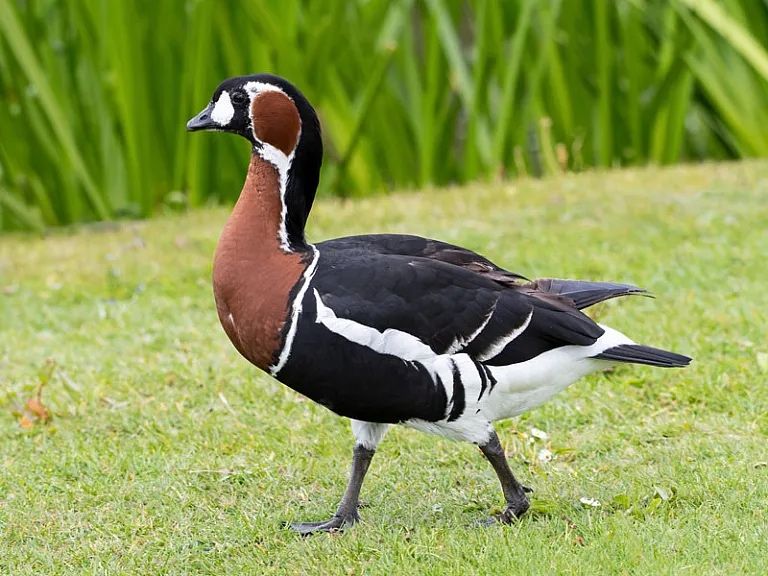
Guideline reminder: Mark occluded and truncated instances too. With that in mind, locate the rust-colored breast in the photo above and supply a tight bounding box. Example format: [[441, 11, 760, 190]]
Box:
[[212, 155, 307, 370]]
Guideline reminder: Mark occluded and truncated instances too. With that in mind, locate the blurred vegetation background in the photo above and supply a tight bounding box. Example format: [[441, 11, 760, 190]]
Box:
[[1, 0, 767, 232]]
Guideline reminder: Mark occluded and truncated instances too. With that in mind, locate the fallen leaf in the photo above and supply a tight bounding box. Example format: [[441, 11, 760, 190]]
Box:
[[26, 397, 50, 422], [17, 361, 55, 428]]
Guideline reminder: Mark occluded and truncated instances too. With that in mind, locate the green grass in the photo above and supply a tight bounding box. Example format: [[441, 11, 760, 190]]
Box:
[[3, 0, 768, 230], [2, 161, 768, 574]]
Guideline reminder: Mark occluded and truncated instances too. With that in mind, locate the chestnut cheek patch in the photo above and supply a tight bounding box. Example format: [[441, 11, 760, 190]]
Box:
[[251, 91, 301, 156]]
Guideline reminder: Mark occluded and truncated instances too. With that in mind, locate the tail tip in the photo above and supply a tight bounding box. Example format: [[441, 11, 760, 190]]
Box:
[[593, 344, 692, 368]]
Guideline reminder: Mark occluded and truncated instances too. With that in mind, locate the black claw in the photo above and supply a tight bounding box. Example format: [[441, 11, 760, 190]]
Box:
[[507, 496, 531, 519], [496, 493, 531, 524], [476, 493, 531, 527]]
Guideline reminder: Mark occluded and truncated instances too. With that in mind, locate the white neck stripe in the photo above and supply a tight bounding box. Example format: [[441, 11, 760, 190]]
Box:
[[246, 83, 302, 252], [255, 143, 293, 250]]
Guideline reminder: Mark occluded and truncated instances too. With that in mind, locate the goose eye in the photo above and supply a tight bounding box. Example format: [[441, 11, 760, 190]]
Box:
[[231, 91, 247, 105]]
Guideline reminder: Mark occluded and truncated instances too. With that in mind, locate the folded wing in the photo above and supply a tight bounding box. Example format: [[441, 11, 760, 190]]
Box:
[[313, 241, 605, 365]]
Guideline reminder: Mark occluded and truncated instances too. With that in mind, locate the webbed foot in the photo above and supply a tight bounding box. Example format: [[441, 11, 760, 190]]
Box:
[[495, 495, 530, 523], [290, 513, 359, 536]]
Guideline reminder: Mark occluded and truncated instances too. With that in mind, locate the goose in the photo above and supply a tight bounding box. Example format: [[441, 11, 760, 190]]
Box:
[[186, 74, 691, 534]]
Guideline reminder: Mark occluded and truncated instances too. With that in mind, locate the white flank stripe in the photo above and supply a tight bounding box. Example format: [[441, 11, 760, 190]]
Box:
[[444, 298, 498, 355], [269, 246, 320, 375], [314, 289, 436, 361], [312, 291, 490, 422], [476, 310, 534, 362]]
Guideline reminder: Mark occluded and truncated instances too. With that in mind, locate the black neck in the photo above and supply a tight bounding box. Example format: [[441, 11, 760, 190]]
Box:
[[281, 114, 323, 251]]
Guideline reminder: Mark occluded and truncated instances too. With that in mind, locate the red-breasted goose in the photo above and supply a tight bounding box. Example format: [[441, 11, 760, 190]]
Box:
[[187, 74, 691, 534]]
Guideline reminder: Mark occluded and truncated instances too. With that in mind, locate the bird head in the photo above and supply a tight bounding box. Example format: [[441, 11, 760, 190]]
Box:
[[187, 74, 323, 246], [186, 74, 321, 163]]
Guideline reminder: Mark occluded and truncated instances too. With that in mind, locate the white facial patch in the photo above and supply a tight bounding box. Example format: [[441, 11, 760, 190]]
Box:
[[211, 90, 235, 126]]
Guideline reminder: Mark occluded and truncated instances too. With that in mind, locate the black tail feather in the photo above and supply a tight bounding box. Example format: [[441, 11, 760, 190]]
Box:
[[593, 344, 692, 368], [529, 279, 651, 310]]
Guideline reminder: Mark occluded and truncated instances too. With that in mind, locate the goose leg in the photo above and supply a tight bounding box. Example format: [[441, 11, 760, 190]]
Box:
[[291, 443, 375, 535], [479, 430, 531, 523]]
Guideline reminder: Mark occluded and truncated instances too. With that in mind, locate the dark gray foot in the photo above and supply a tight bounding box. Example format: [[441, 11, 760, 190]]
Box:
[[496, 494, 530, 523], [291, 513, 358, 536], [476, 491, 530, 526], [289, 444, 374, 536], [479, 430, 533, 525]]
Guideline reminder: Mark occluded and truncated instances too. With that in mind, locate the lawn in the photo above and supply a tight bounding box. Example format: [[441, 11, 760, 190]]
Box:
[[1, 161, 767, 575]]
